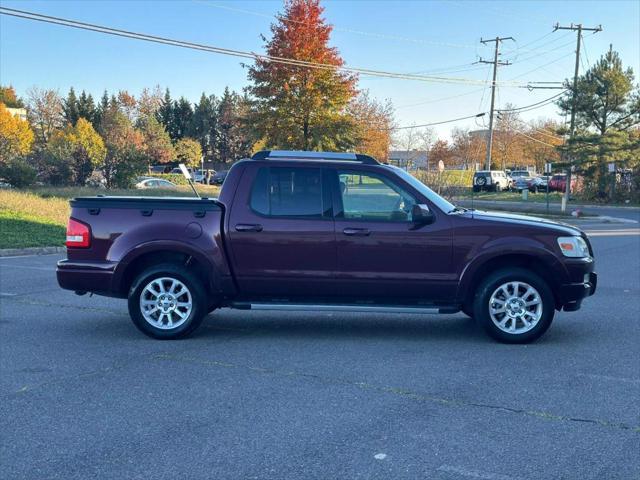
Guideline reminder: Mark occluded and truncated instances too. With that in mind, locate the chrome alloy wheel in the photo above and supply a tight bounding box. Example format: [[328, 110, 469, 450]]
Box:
[[488, 281, 543, 334], [140, 277, 193, 330]]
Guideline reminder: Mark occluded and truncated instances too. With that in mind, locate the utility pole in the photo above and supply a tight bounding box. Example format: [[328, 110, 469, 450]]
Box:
[[553, 23, 602, 211], [479, 36, 514, 171]]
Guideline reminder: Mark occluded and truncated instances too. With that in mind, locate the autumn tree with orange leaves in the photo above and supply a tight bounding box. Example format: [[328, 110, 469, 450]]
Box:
[[247, 0, 358, 151]]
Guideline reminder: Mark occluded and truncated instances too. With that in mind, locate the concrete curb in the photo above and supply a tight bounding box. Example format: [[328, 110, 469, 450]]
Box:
[[0, 246, 65, 257]]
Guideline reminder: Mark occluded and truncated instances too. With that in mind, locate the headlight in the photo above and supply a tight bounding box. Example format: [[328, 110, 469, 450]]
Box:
[[557, 236, 589, 258]]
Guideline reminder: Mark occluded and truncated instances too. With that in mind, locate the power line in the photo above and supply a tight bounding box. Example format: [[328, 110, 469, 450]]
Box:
[[512, 127, 557, 147], [502, 115, 563, 140], [553, 22, 602, 209], [478, 36, 515, 169], [393, 113, 486, 130], [395, 86, 487, 110], [497, 91, 566, 112], [502, 31, 573, 59], [197, 1, 482, 49], [0, 7, 529, 87], [581, 33, 591, 68], [509, 51, 575, 80]]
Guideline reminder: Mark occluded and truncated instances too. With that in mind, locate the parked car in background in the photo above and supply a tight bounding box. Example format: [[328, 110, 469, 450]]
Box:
[[170, 167, 204, 183], [150, 165, 172, 174], [530, 176, 550, 193], [57, 150, 597, 344], [548, 174, 580, 193], [210, 169, 229, 185], [135, 178, 177, 190], [512, 175, 549, 193], [510, 170, 532, 180], [195, 169, 215, 184], [473, 170, 510, 192], [512, 175, 534, 192]]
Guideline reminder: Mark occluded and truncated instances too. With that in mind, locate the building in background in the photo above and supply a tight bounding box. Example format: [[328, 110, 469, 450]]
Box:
[[6, 107, 27, 121], [388, 150, 428, 170]]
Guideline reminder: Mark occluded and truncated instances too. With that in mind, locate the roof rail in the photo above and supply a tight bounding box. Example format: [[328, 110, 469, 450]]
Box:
[[251, 150, 379, 165]]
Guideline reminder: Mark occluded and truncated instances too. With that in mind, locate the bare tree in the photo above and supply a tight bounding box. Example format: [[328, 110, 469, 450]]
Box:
[[494, 104, 524, 170], [26, 87, 63, 144], [451, 127, 486, 170], [392, 126, 435, 169], [137, 85, 164, 121]]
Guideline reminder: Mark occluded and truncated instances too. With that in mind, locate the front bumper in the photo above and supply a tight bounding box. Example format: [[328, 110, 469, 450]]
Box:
[[559, 271, 597, 311]]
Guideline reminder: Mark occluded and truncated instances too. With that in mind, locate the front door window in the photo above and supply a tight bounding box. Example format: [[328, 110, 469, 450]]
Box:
[[337, 172, 416, 222]]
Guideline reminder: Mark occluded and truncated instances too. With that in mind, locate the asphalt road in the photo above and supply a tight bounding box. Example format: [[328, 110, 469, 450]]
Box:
[[456, 199, 640, 223], [1, 223, 639, 480]]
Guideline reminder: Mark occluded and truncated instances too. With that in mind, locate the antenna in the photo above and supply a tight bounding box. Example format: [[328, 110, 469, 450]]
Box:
[[178, 163, 201, 198]]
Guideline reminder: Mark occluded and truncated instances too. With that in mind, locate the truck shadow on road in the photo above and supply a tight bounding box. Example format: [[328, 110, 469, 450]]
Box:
[[193, 311, 491, 344]]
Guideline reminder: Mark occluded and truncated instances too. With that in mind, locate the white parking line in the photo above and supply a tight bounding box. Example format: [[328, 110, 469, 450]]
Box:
[[585, 229, 640, 237]]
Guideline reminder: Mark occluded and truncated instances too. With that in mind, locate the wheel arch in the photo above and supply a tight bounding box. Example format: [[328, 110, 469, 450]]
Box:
[[113, 242, 225, 298], [459, 251, 567, 313]]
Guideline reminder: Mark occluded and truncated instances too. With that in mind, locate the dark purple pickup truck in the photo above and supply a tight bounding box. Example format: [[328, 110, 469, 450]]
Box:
[[57, 150, 596, 343]]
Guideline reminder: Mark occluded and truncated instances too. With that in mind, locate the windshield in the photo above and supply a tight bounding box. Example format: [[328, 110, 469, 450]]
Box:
[[385, 166, 456, 214]]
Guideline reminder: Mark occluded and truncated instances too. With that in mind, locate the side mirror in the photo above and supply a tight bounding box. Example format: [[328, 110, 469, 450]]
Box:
[[411, 204, 435, 225]]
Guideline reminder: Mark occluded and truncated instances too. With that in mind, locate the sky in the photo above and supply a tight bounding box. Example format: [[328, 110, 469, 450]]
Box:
[[1, 0, 638, 139]]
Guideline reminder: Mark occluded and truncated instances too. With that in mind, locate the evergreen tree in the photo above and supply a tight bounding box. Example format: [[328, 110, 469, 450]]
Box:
[[557, 46, 640, 198], [217, 88, 251, 163], [62, 87, 80, 126], [173, 97, 194, 140], [189, 93, 218, 159], [94, 90, 110, 127], [77, 91, 98, 127], [157, 88, 175, 137]]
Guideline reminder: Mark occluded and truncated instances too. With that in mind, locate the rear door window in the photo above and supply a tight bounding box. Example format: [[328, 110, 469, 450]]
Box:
[[250, 167, 324, 218]]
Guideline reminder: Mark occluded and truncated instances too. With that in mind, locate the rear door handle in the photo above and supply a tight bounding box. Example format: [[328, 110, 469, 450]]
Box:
[[235, 223, 263, 232], [343, 227, 371, 236]]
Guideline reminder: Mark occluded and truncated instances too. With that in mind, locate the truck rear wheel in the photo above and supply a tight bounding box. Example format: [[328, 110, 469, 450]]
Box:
[[128, 263, 207, 339], [473, 268, 555, 344]]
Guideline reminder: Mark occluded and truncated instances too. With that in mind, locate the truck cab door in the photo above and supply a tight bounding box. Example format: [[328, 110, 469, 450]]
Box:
[[227, 164, 336, 298], [330, 168, 455, 303]]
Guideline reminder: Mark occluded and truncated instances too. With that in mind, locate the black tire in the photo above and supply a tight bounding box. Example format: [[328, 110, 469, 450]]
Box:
[[473, 267, 555, 344], [128, 263, 208, 339], [472, 185, 481, 193]]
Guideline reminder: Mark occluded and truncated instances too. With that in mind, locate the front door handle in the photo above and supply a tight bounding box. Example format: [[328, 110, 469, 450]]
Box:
[[235, 223, 263, 232], [343, 227, 371, 236]]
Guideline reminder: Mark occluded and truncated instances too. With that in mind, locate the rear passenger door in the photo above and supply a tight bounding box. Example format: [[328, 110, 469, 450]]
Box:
[[227, 164, 336, 297]]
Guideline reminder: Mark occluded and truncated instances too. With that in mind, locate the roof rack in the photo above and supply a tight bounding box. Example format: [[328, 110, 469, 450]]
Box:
[[251, 150, 379, 165]]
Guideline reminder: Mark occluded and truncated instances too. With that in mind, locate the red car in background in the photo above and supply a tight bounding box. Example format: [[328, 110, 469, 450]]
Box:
[[548, 174, 580, 193]]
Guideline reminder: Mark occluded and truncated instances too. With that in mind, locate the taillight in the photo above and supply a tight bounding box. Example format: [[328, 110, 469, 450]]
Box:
[[66, 218, 91, 248]]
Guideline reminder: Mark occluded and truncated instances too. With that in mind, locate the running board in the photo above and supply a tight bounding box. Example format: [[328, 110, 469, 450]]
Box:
[[229, 302, 459, 315]]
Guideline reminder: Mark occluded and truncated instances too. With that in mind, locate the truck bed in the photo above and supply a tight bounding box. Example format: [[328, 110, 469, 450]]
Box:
[[57, 196, 231, 297]]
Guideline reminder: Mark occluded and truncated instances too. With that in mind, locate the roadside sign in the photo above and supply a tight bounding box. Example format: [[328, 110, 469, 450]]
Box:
[[438, 160, 445, 173], [608, 163, 616, 173], [544, 162, 552, 173]]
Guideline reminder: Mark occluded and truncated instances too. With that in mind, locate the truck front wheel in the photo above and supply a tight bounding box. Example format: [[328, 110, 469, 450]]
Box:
[[473, 268, 555, 344], [128, 263, 207, 339]]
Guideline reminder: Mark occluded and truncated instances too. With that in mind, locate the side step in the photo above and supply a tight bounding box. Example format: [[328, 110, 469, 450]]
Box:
[[229, 302, 460, 315]]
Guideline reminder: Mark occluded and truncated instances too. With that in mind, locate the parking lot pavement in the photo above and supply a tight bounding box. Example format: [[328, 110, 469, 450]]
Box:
[[1, 224, 639, 480]]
